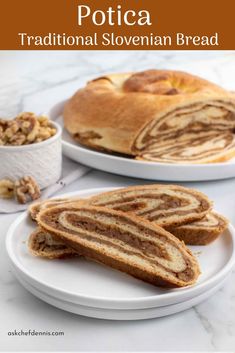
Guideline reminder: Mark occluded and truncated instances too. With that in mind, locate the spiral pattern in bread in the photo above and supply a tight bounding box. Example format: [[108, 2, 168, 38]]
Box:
[[167, 211, 228, 245], [87, 184, 212, 227], [29, 210, 228, 260], [37, 205, 200, 287], [138, 131, 235, 163]]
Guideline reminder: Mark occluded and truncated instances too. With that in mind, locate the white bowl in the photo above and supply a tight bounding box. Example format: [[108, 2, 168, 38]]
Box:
[[0, 121, 62, 189]]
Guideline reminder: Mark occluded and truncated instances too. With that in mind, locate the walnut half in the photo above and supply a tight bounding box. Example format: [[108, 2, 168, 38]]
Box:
[[15, 176, 41, 204], [0, 179, 15, 199], [0, 176, 41, 204]]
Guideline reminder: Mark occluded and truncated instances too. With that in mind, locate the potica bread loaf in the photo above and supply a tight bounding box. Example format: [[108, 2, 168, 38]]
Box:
[[63, 69, 235, 163]]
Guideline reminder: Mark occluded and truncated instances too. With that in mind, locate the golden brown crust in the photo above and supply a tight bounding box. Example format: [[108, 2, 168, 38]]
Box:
[[63, 70, 235, 159], [122, 70, 223, 95]]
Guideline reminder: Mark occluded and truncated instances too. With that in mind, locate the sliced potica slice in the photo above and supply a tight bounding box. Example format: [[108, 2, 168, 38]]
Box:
[[137, 131, 235, 164], [167, 211, 228, 245], [29, 197, 83, 220], [86, 184, 212, 228], [28, 228, 78, 259], [37, 205, 200, 288]]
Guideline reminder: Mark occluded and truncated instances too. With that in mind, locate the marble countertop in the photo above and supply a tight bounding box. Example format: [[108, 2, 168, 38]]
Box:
[[0, 50, 235, 352]]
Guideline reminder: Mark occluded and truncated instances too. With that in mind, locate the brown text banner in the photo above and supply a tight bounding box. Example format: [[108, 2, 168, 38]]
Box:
[[0, 0, 234, 50]]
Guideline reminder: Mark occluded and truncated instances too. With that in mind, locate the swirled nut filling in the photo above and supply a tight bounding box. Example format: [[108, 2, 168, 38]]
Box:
[[133, 102, 235, 163]]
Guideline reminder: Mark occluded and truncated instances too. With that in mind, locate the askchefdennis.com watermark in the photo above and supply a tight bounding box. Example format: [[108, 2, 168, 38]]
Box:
[[7, 329, 64, 337]]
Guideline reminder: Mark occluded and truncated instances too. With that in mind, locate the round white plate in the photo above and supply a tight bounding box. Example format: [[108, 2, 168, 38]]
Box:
[[6, 188, 235, 311], [49, 100, 235, 182], [12, 268, 229, 320]]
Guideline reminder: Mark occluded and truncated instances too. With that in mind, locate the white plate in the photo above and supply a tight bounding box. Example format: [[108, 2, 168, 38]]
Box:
[[6, 188, 235, 310], [49, 100, 235, 182], [12, 268, 229, 320]]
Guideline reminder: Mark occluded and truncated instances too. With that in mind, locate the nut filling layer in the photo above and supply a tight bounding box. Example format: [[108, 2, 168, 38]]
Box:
[[134, 103, 235, 163]]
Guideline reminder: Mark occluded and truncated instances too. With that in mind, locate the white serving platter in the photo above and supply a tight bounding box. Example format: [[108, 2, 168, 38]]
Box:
[[49, 100, 235, 182], [6, 188, 235, 314], [12, 268, 229, 320]]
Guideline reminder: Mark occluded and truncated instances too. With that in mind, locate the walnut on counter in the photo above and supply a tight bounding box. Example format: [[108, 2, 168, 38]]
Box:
[[0, 179, 15, 199], [0, 112, 56, 146], [0, 176, 41, 204], [15, 176, 41, 204]]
